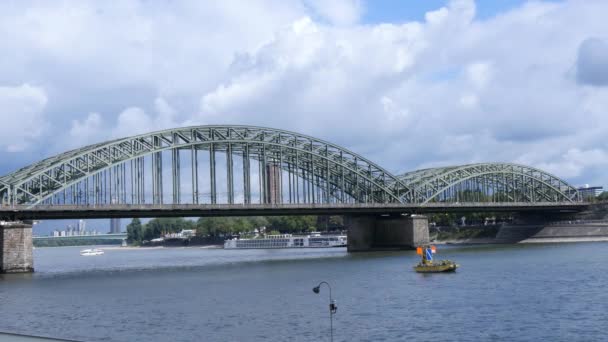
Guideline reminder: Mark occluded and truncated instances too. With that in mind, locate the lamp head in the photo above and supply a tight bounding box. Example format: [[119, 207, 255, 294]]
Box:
[[312, 286, 320, 294]]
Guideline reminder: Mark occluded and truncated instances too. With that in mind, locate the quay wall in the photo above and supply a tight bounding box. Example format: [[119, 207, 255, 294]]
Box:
[[432, 222, 608, 244], [432, 202, 608, 244]]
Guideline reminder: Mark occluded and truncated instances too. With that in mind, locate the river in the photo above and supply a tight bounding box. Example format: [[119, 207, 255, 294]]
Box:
[[1, 243, 607, 341]]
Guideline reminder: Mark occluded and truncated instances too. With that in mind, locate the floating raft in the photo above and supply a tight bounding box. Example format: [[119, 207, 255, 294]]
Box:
[[413, 245, 459, 273], [414, 260, 459, 273]]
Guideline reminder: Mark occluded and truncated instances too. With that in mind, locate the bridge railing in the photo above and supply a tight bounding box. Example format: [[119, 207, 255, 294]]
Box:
[[0, 202, 588, 221], [0, 202, 588, 211]]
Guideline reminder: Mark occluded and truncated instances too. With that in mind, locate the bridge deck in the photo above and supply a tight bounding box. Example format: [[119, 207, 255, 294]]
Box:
[[0, 203, 588, 220]]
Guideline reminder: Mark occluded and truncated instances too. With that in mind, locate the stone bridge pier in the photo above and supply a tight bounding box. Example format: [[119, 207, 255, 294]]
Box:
[[345, 214, 429, 252], [0, 221, 34, 273]]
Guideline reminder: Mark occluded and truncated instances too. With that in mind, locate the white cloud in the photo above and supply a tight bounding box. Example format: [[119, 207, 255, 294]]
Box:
[[425, 7, 449, 26], [306, 0, 363, 26], [69, 112, 103, 148], [2, 0, 608, 189], [0, 1, 305, 98], [459, 94, 478, 108], [466, 62, 493, 89], [196, 13, 428, 143], [66, 97, 182, 149], [534, 148, 608, 180], [577, 37, 608, 86], [113, 107, 152, 138], [190, 0, 608, 187], [112, 97, 182, 139], [0, 84, 48, 152]]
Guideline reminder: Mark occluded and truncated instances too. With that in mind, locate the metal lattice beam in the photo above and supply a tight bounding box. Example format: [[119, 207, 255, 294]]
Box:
[[397, 163, 579, 204], [0, 127, 579, 206], [0, 126, 410, 206]]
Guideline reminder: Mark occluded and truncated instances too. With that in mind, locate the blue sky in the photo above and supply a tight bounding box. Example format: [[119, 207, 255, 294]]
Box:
[[362, 0, 532, 23], [0, 0, 607, 234]]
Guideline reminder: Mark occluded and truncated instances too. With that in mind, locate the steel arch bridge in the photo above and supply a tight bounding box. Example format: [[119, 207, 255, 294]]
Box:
[[0, 125, 580, 207]]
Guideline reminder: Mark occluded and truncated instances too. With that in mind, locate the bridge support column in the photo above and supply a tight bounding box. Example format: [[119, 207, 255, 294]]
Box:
[[346, 215, 429, 252], [345, 216, 375, 251], [0, 221, 34, 273]]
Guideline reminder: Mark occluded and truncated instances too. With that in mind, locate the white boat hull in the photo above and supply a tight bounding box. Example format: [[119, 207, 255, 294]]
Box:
[[224, 234, 347, 249], [80, 249, 104, 256]]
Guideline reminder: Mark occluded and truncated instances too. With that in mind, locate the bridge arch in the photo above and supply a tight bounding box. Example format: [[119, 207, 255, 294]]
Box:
[[0, 125, 408, 206], [0, 127, 580, 206], [398, 163, 580, 204]]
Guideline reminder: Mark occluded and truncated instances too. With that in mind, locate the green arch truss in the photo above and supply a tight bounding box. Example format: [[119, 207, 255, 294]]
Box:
[[0, 126, 579, 206], [397, 163, 580, 204], [0, 125, 408, 205]]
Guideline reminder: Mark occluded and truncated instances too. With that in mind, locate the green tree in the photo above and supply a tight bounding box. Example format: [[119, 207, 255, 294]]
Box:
[[328, 216, 344, 230], [143, 218, 195, 241], [428, 213, 463, 226], [596, 192, 608, 201], [249, 216, 269, 228], [196, 216, 315, 237], [266, 216, 317, 233], [126, 218, 143, 244], [196, 217, 239, 237]]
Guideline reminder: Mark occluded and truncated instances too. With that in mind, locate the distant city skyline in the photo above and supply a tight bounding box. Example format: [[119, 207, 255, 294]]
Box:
[[110, 218, 122, 234], [35, 218, 132, 236]]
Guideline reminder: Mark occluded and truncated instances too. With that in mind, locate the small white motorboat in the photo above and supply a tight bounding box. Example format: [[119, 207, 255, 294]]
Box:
[[80, 248, 104, 256]]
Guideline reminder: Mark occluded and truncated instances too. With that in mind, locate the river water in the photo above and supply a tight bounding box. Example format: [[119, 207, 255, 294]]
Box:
[[1, 243, 607, 342]]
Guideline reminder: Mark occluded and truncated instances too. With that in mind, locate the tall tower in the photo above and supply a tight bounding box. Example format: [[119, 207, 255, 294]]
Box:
[[110, 218, 121, 234], [265, 164, 282, 204], [109, 196, 121, 233]]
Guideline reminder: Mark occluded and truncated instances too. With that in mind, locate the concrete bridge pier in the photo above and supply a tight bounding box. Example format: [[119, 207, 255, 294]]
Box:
[[0, 221, 34, 273], [346, 214, 429, 252]]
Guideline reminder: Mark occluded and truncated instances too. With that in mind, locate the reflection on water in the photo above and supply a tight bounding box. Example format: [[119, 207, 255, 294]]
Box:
[[1, 243, 608, 341]]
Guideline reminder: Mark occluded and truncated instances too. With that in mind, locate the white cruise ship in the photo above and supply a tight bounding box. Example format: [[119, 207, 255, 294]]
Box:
[[224, 233, 347, 249]]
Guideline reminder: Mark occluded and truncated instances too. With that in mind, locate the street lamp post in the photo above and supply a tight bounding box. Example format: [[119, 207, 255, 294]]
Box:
[[313, 281, 337, 342]]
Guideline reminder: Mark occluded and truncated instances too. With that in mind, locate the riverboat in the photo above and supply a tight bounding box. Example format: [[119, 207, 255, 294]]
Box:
[[224, 233, 347, 249], [80, 248, 104, 256], [413, 245, 458, 273]]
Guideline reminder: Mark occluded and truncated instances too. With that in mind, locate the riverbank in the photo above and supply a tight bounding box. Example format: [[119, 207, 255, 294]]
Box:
[[103, 244, 223, 250], [431, 223, 608, 245], [519, 236, 608, 243], [433, 238, 499, 245], [33, 238, 122, 248], [434, 237, 608, 244], [430, 225, 500, 244], [32, 244, 224, 251]]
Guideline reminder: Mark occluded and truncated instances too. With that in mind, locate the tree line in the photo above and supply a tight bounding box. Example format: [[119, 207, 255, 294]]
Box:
[[126, 215, 344, 245], [126, 211, 517, 245], [427, 212, 514, 226], [591, 192, 608, 202]]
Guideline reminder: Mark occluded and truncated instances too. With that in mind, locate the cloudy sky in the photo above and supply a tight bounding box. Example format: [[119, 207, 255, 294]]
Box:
[[1, 0, 607, 192]]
